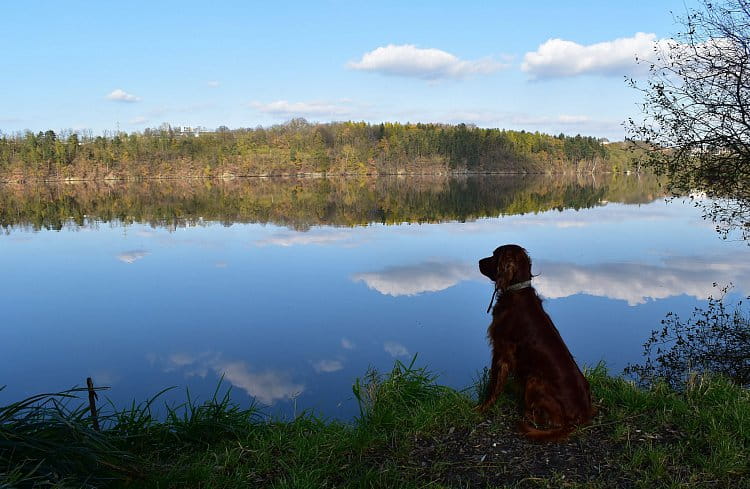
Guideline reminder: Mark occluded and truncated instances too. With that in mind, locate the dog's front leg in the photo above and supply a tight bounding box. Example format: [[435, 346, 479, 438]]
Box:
[[476, 360, 509, 412]]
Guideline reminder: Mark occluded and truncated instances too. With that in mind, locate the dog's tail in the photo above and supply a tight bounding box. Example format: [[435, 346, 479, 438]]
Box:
[[517, 421, 575, 442]]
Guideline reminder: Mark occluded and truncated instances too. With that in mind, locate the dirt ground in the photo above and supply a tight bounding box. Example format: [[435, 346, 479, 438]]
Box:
[[407, 409, 634, 488]]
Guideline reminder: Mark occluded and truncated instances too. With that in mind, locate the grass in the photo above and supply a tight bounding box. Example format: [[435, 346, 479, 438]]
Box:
[[586, 368, 750, 488], [1, 360, 748, 488]]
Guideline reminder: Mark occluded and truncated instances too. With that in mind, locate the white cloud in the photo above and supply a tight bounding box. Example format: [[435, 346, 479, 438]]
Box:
[[349, 44, 507, 80], [535, 253, 750, 305], [353, 260, 478, 296], [384, 341, 410, 358], [116, 250, 149, 264], [312, 359, 344, 373], [341, 338, 355, 350], [129, 116, 148, 125], [157, 352, 304, 405], [207, 80, 220, 87], [522, 32, 664, 79], [250, 100, 354, 118], [106, 89, 141, 102]]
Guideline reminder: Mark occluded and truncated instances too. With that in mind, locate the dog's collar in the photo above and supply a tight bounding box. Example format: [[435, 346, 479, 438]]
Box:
[[486, 279, 533, 313], [505, 280, 532, 292]]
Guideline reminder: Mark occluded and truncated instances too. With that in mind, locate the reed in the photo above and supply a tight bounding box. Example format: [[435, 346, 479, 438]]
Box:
[[0, 386, 137, 487]]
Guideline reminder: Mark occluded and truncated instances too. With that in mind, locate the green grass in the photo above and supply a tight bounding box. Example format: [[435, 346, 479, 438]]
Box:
[[1, 361, 748, 488], [587, 368, 750, 488]]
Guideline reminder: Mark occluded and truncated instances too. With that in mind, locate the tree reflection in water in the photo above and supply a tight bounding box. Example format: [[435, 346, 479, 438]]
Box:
[[0, 174, 663, 232]]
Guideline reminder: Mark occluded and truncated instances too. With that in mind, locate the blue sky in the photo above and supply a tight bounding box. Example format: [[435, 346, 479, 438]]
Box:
[[1, 0, 696, 139]]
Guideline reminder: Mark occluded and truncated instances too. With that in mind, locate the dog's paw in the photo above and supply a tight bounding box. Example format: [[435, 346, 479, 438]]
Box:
[[475, 402, 491, 413]]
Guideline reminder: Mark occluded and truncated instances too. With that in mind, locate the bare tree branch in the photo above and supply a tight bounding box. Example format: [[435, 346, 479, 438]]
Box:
[[628, 0, 750, 240]]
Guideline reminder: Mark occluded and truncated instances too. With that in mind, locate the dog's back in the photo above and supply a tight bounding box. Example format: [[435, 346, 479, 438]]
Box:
[[491, 288, 592, 421]]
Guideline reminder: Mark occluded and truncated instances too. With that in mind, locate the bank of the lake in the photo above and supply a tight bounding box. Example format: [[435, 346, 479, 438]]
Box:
[[2, 362, 748, 489], [0, 169, 640, 185]]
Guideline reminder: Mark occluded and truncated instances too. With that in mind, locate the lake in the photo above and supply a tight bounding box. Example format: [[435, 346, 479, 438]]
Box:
[[1, 174, 748, 419]]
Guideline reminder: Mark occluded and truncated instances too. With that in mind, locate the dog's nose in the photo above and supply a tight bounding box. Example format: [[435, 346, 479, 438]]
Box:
[[479, 256, 496, 281]]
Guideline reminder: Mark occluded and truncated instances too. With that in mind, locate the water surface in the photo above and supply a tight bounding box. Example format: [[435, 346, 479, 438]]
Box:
[[1, 175, 747, 419]]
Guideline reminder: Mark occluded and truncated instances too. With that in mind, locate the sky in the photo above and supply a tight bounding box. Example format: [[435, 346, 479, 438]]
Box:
[[1, 0, 698, 140]]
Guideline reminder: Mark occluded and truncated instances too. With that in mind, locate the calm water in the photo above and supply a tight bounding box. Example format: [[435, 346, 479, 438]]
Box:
[[1, 175, 747, 419]]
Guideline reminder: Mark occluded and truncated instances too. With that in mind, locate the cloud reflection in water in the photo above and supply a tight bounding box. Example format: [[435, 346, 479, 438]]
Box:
[[255, 229, 362, 248], [535, 255, 750, 305], [312, 359, 344, 373], [384, 341, 410, 358], [352, 252, 750, 305], [117, 249, 149, 264], [353, 260, 478, 296], [156, 352, 304, 405]]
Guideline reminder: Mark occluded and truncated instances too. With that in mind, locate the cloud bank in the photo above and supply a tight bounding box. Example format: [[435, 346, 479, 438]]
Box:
[[522, 32, 662, 79], [349, 44, 507, 80]]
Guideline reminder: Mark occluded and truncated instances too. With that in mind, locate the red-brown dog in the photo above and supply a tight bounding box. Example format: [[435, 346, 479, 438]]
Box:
[[477, 244, 595, 441]]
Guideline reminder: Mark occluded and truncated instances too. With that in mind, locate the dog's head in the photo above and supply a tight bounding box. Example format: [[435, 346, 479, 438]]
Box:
[[479, 244, 532, 289]]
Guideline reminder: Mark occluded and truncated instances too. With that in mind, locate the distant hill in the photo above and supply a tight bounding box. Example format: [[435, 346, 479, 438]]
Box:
[[0, 120, 646, 181]]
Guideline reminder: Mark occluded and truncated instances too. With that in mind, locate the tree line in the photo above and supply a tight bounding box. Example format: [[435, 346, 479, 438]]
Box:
[[0, 121, 641, 181]]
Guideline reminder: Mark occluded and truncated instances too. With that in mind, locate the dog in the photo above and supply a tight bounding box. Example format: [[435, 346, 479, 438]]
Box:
[[477, 244, 595, 441]]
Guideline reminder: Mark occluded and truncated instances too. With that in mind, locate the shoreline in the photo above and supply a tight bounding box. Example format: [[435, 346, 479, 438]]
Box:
[[1, 362, 747, 488], [0, 169, 644, 185]]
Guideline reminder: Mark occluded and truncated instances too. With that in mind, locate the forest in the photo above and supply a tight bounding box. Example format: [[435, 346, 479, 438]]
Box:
[[0, 120, 640, 181]]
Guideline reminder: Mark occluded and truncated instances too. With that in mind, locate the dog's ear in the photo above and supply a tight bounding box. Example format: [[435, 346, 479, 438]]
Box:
[[497, 251, 517, 290]]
